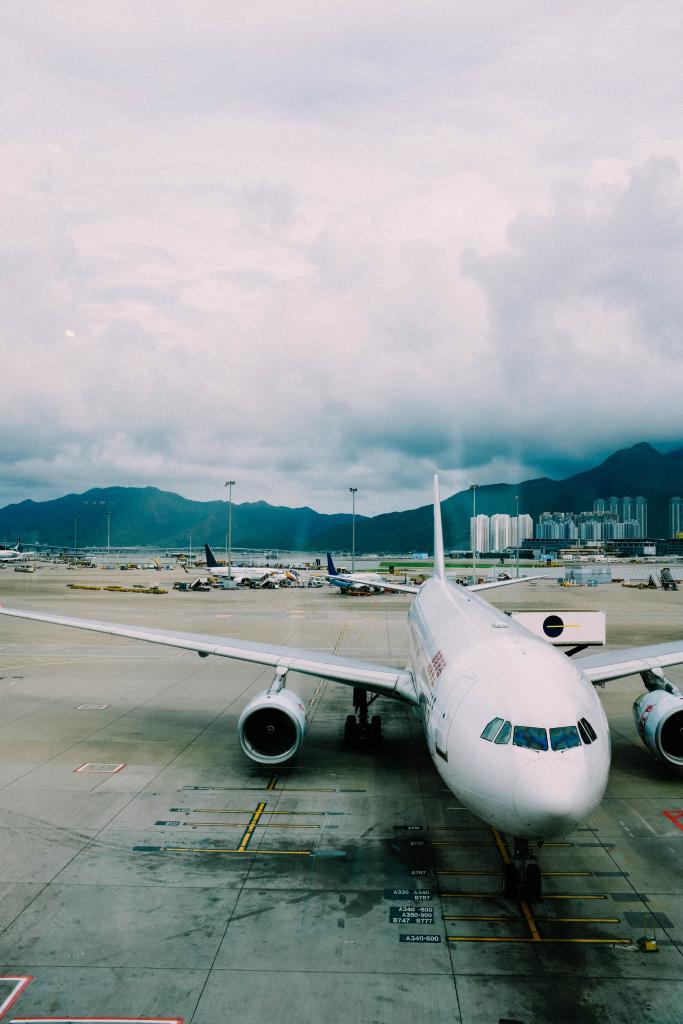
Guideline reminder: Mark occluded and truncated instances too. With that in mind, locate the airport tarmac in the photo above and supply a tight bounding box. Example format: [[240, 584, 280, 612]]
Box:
[[0, 565, 681, 1023]]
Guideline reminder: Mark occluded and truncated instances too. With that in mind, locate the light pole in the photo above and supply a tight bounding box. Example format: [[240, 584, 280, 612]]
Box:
[[514, 494, 520, 578], [225, 480, 235, 579], [106, 511, 111, 556], [189, 532, 192, 561], [73, 512, 78, 558], [350, 487, 357, 571], [471, 484, 478, 581]]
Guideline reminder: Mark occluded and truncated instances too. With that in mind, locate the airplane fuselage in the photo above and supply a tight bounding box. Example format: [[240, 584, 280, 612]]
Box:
[[328, 575, 377, 592], [408, 576, 610, 839], [0, 549, 23, 562], [209, 565, 291, 584]]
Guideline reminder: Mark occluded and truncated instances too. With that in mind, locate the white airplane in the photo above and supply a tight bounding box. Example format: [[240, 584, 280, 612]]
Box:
[[0, 541, 26, 562], [1, 477, 682, 900], [204, 544, 299, 585], [325, 552, 511, 593], [324, 553, 414, 594]]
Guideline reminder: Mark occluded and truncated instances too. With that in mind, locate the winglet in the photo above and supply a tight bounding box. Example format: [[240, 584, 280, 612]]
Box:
[[326, 552, 338, 576], [204, 544, 219, 568], [433, 475, 445, 580]]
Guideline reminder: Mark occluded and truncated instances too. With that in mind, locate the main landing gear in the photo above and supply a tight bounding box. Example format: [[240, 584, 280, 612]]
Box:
[[502, 839, 543, 902], [344, 687, 382, 749]]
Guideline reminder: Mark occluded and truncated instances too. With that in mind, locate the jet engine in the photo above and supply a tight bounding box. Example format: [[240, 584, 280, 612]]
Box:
[[237, 686, 308, 764], [633, 689, 683, 767]]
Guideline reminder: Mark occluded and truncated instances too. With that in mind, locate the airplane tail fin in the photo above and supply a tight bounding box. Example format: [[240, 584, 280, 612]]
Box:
[[326, 552, 338, 576], [204, 544, 219, 568], [433, 475, 446, 581]]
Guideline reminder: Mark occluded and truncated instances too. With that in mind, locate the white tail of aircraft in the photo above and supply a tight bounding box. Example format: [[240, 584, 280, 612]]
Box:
[[432, 475, 446, 581]]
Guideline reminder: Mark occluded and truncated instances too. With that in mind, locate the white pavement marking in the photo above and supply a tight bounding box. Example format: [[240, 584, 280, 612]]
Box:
[[0, 977, 32, 1021]]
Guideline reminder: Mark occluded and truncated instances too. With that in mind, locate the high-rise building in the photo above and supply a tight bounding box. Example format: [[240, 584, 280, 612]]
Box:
[[470, 515, 490, 554], [536, 520, 562, 540], [591, 495, 648, 536], [536, 515, 578, 541], [489, 514, 511, 552], [634, 497, 647, 537], [511, 514, 533, 546], [471, 512, 535, 551], [580, 521, 602, 542], [669, 497, 683, 538]]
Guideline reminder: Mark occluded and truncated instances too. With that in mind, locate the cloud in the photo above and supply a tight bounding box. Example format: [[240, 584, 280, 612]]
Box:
[[1, 3, 683, 514], [462, 158, 683, 461]]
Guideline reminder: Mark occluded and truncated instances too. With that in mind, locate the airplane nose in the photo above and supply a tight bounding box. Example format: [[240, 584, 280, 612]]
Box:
[[513, 761, 593, 836]]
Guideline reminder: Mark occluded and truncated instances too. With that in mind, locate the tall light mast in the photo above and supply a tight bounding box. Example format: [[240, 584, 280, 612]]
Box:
[[225, 480, 235, 579], [350, 487, 357, 572]]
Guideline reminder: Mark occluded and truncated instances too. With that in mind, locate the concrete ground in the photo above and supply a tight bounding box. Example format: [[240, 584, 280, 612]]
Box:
[[0, 564, 681, 1024]]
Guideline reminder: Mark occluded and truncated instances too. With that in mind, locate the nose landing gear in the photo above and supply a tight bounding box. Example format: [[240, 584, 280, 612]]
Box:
[[344, 687, 382, 749], [502, 839, 543, 902]]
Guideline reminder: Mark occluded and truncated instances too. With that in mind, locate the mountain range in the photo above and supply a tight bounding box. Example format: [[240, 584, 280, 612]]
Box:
[[1, 442, 681, 551]]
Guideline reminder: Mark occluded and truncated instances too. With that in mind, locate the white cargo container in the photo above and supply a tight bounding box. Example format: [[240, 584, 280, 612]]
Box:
[[509, 610, 606, 647]]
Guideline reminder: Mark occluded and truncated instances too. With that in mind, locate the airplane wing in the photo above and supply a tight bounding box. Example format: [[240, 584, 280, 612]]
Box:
[[576, 640, 683, 684], [325, 574, 419, 595], [0, 606, 418, 704], [364, 579, 419, 594], [468, 574, 549, 592], [325, 573, 547, 596]]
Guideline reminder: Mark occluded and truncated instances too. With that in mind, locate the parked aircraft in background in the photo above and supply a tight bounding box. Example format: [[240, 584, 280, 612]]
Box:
[[204, 544, 299, 586], [0, 541, 27, 562], [324, 553, 414, 594], [325, 553, 516, 594], [1, 478, 682, 901]]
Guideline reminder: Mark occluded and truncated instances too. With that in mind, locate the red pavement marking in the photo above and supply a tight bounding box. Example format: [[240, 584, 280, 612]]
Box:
[[0, 975, 183, 1024], [663, 810, 683, 832], [0, 979, 32, 1021]]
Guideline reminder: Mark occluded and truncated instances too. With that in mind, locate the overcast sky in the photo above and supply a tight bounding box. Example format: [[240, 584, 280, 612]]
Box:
[[2, 2, 683, 515]]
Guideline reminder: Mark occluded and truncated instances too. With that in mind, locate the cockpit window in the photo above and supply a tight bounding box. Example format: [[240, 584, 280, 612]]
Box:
[[549, 725, 582, 751], [513, 726, 548, 751], [482, 720, 585, 751], [494, 720, 512, 745], [481, 717, 504, 741]]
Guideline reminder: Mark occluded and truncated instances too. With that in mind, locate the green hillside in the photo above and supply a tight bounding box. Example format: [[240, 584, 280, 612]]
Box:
[[1, 443, 681, 551]]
